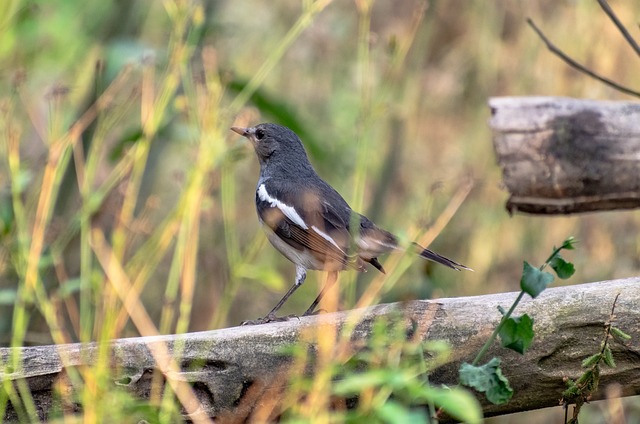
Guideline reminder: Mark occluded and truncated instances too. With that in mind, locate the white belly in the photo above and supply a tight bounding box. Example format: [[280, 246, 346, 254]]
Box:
[[263, 228, 326, 270]]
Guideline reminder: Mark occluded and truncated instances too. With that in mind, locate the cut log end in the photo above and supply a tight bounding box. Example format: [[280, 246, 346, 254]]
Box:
[[490, 96, 640, 215]]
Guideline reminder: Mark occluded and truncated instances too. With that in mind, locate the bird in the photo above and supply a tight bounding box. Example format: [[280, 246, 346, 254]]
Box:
[[230, 123, 470, 325]]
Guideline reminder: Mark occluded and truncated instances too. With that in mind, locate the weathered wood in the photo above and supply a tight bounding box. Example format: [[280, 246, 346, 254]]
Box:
[[2, 278, 640, 421], [490, 97, 640, 214]]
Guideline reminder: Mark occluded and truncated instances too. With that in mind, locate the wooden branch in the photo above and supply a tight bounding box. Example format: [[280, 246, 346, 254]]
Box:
[[490, 96, 640, 214], [2, 278, 640, 421]]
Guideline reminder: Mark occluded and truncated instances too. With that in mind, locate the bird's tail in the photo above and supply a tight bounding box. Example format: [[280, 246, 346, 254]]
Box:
[[414, 243, 473, 271]]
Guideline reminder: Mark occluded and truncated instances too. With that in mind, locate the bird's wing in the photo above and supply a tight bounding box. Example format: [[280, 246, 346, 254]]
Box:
[[256, 180, 361, 270]]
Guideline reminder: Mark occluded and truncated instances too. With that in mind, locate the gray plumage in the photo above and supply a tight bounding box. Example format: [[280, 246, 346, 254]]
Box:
[[231, 123, 470, 324]]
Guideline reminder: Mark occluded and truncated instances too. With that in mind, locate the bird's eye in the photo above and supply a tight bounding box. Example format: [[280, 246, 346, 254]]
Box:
[[255, 129, 265, 140]]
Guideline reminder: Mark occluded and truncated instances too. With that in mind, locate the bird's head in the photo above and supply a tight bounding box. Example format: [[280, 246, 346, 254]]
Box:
[[230, 123, 309, 169]]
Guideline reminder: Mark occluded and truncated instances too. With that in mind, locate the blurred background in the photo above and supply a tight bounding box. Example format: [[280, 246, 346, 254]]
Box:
[[0, 0, 638, 421]]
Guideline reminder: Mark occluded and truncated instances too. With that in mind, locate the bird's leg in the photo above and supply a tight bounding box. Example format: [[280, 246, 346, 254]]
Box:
[[241, 266, 307, 325], [303, 271, 338, 316]]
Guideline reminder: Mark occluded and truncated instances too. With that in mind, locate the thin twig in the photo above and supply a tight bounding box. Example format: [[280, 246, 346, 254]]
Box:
[[601, 292, 621, 358], [527, 18, 640, 99], [597, 0, 640, 58], [609, 292, 621, 318]]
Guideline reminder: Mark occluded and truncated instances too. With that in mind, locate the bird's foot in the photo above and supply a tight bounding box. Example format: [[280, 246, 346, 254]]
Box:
[[240, 313, 298, 326]]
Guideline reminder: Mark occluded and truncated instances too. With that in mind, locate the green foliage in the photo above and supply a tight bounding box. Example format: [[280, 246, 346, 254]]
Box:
[[549, 254, 575, 280], [581, 353, 601, 368], [555, 237, 576, 251], [459, 358, 513, 405], [424, 387, 482, 424], [520, 238, 576, 298], [334, 370, 481, 423], [610, 326, 632, 342], [498, 313, 534, 354], [283, 317, 482, 424], [602, 344, 615, 368], [48, 387, 168, 424], [562, 294, 631, 424], [520, 261, 554, 299], [462, 237, 576, 406]]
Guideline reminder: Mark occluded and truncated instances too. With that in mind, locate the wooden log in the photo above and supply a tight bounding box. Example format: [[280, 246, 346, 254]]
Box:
[[2, 278, 639, 421], [490, 97, 640, 214]]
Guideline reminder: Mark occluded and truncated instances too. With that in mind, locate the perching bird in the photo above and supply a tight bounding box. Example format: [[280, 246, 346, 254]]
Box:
[[231, 123, 470, 325]]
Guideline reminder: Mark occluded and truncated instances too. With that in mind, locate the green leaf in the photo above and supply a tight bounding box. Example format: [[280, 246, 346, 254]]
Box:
[[333, 370, 398, 395], [459, 358, 513, 405], [610, 326, 631, 342], [562, 378, 579, 398], [581, 353, 601, 368], [375, 400, 428, 423], [499, 314, 534, 354], [549, 255, 575, 279], [520, 261, 554, 298], [576, 369, 595, 386], [603, 345, 615, 368], [424, 386, 483, 424], [560, 236, 577, 250]]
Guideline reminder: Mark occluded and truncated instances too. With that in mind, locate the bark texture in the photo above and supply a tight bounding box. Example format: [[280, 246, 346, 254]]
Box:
[[2, 278, 639, 421], [490, 97, 640, 214]]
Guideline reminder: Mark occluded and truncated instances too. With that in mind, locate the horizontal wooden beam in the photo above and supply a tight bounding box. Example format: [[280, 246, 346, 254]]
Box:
[[2, 278, 640, 421]]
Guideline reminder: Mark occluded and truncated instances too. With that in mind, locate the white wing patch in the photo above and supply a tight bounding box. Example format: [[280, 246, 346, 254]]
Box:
[[311, 225, 345, 253], [257, 184, 308, 229]]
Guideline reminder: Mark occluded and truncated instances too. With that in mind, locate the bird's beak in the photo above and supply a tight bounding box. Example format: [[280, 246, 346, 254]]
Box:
[[231, 126, 249, 137]]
